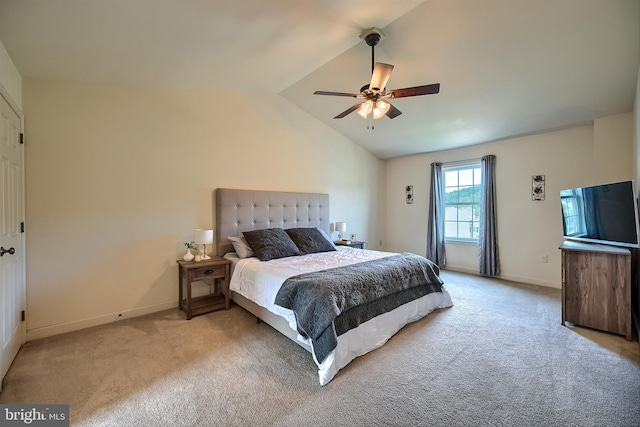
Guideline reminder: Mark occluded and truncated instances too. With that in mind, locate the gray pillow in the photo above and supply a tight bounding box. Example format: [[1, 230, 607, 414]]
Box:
[[227, 235, 256, 258], [285, 227, 336, 255], [243, 228, 301, 261]]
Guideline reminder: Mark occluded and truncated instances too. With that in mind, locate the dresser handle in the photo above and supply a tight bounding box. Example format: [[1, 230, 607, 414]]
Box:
[[204, 269, 214, 275]]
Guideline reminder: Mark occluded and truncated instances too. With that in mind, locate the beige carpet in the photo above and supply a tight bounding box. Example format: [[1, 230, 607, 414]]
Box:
[[1, 271, 639, 426]]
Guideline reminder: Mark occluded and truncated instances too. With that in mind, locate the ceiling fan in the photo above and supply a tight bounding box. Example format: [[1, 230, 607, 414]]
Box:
[[314, 28, 440, 122]]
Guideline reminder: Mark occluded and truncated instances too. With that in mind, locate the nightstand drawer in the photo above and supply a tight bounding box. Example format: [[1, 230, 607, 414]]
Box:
[[191, 265, 225, 281]]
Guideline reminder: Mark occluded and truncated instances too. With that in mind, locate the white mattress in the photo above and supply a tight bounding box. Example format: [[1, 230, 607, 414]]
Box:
[[224, 247, 453, 385]]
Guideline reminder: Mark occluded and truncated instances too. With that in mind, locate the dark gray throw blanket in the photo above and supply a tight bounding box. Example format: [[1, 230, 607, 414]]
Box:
[[274, 252, 444, 364]]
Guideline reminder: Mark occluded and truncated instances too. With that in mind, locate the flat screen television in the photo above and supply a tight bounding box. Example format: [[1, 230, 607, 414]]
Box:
[[560, 180, 640, 248]]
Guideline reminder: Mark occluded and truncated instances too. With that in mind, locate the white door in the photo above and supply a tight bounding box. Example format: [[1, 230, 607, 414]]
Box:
[[0, 92, 25, 390]]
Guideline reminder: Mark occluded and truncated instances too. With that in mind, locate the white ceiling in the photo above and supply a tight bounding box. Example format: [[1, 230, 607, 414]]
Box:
[[0, 0, 638, 159]]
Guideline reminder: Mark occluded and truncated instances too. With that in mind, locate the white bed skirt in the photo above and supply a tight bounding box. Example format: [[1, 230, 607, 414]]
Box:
[[315, 288, 453, 385], [232, 286, 453, 385]]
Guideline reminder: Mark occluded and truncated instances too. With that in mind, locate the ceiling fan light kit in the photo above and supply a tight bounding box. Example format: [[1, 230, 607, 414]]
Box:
[[358, 99, 389, 120], [314, 27, 440, 125]]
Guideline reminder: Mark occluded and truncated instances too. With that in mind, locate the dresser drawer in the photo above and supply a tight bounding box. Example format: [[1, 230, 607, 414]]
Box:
[[191, 265, 226, 281]]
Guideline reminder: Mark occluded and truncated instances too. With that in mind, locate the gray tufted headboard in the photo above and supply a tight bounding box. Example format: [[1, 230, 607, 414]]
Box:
[[215, 188, 330, 256]]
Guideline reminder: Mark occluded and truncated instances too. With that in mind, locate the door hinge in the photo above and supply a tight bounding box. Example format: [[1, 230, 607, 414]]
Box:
[[20, 133, 24, 144], [21, 222, 24, 233], [21, 310, 25, 322]]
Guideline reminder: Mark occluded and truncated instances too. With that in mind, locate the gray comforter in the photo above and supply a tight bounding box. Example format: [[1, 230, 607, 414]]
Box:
[[274, 252, 444, 364]]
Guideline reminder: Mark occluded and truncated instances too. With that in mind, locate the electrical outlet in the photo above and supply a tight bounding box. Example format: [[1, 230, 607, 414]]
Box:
[[541, 255, 548, 263]]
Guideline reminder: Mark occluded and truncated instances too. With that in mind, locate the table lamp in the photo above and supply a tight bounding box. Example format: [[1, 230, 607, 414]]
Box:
[[195, 229, 214, 260], [335, 222, 347, 241]]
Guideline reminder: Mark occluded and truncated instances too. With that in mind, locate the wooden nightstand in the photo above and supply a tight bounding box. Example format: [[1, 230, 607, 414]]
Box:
[[334, 240, 366, 249], [177, 256, 231, 320]]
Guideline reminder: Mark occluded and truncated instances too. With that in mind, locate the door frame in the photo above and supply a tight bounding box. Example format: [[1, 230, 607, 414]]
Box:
[[0, 82, 26, 392]]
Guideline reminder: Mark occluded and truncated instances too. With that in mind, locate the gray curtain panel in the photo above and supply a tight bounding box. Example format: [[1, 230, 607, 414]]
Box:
[[426, 162, 446, 267], [479, 155, 499, 276]]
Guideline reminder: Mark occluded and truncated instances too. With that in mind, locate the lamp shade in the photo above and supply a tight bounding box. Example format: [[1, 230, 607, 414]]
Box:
[[373, 100, 389, 119], [195, 229, 214, 245], [358, 99, 374, 118], [335, 222, 347, 232]]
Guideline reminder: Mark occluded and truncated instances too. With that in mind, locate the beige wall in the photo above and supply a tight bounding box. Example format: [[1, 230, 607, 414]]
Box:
[[634, 65, 640, 333], [635, 66, 640, 187], [386, 116, 633, 288], [594, 113, 634, 183], [23, 78, 386, 339]]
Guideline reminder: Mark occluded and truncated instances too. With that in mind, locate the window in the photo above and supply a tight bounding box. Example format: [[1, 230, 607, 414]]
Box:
[[443, 164, 482, 241]]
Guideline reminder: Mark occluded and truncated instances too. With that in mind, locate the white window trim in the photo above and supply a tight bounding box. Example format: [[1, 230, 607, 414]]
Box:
[[442, 158, 481, 169], [442, 160, 482, 243], [445, 239, 479, 247]]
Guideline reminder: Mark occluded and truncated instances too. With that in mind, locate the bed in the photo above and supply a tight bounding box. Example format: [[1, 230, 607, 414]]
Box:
[[215, 188, 453, 385]]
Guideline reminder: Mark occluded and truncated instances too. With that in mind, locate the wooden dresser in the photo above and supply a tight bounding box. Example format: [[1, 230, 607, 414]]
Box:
[[560, 241, 633, 340]]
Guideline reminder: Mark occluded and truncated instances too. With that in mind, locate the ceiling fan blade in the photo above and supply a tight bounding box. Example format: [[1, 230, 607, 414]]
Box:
[[387, 83, 440, 99], [386, 103, 402, 119], [314, 91, 359, 97], [369, 62, 394, 91], [334, 103, 362, 119]]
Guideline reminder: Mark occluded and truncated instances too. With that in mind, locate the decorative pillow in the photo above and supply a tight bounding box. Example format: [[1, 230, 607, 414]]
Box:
[[227, 235, 256, 259], [285, 227, 337, 255], [242, 228, 301, 261], [319, 229, 336, 247]]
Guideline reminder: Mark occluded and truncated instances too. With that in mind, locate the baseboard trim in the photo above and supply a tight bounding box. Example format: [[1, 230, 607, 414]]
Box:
[[26, 301, 178, 341], [499, 273, 560, 289], [442, 266, 560, 289], [442, 266, 477, 275]]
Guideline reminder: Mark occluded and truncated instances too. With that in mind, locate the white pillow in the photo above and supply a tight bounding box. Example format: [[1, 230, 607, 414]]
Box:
[[227, 235, 256, 259]]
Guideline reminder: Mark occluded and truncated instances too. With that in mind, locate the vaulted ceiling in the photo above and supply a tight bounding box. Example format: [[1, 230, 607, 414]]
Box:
[[1, 0, 638, 159]]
